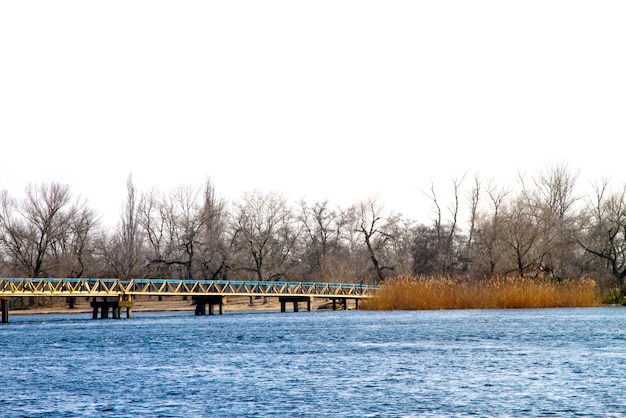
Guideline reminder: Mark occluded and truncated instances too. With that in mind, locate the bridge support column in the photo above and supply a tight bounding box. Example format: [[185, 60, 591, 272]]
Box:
[[279, 296, 311, 313], [331, 298, 347, 310], [119, 296, 134, 319], [1, 298, 9, 324], [91, 298, 132, 320], [330, 298, 359, 310], [193, 296, 223, 316]]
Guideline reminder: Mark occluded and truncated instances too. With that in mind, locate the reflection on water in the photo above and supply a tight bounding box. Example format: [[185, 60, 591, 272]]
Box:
[[1, 308, 626, 417]]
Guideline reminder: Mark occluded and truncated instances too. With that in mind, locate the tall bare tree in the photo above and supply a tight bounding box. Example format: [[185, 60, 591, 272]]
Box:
[[419, 176, 466, 275], [520, 164, 581, 277], [0, 190, 26, 275], [462, 174, 481, 273], [298, 200, 350, 280], [231, 191, 300, 281], [472, 181, 509, 275], [139, 185, 206, 280], [578, 180, 626, 289], [96, 175, 145, 279], [50, 203, 99, 278], [353, 197, 400, 283], [0, 183, 76, 277], [197, 179, 230, 280], [500, 197, 544, 276]]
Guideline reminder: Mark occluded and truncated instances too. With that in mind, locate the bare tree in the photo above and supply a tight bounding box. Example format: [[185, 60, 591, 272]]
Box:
[[500, 197, 545, 276], [298, 200, 350, 280], [353, 197, 400, 283], [462, 173, 481, 273], [0, 183, 76, 277], [578, 180, 626, 288], [472, 181, 509, 275], [51, 203, 99, 278], [139, 185, 208, 280], [96, 175, 145, 279], [382, 215, 414, 276], [231, 191, 300, 281], [309, 204, 367, 283], [0, 190, 27, 275], [137, 188, 167, 277], [419, 176, 466, 275], [197, 179, 230, 280], [520, 164, 581, 277]]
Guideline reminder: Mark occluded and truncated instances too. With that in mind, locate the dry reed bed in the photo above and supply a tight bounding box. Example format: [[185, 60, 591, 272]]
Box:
[[362, 275, 600, 310]]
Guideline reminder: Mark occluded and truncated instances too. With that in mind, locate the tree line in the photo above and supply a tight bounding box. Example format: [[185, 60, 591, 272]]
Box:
[[1, 165, 625, 292]]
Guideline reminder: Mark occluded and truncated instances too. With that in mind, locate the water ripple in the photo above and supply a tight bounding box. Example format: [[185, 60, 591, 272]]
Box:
[[2, 308, 626, 416]]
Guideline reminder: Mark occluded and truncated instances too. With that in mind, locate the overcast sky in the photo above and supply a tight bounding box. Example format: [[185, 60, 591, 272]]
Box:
[[1, 1, 625, 227]]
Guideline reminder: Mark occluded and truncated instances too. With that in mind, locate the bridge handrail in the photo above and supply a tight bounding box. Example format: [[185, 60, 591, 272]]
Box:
[[127, 278, 373, 288], [0, 278, 378, 296]]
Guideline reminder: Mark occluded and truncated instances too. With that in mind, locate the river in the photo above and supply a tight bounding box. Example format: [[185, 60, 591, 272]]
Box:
[[1, 307, 625, 417]]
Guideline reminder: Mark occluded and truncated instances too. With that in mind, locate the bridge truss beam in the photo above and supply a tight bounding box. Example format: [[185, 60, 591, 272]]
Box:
[[0, 278, 377, 299], [0, 278, 377, 323]]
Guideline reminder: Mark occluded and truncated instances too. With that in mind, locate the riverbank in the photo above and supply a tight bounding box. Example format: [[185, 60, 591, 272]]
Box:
[[8, 296, 334, 316]]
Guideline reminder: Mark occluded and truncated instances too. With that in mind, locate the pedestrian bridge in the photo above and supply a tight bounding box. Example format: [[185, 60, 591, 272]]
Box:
[[0, 278, 378, 323]]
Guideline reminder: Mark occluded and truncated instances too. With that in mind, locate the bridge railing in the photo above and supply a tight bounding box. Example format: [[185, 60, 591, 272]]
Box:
[[0, 278, 123, 296], [0, 278, 378, 298], [123, 279, 377, 297]]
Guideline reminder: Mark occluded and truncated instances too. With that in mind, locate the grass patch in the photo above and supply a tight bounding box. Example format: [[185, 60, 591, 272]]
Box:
[[601, 295, 626, 306], [361, 275, 600, 310]]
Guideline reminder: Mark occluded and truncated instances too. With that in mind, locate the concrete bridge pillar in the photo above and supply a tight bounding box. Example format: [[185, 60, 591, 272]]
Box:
[[279, 296, 311, 313], [193, 295, 223, 315], [331, 298, 346, 310], [330, 298, 359, 310], [119, 296, 134, 319], [1, 298, 9, 324], [91, 297, 133, 319]]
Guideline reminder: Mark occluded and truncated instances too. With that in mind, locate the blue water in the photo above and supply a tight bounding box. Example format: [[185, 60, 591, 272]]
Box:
[[1, 308, 626, 417]]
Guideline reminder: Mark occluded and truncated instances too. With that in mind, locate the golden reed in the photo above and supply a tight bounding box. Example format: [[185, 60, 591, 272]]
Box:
[[361, 275, 600, 310]]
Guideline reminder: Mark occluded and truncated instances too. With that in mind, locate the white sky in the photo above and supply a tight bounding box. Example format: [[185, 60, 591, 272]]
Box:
[[1, 1, 625, 227]]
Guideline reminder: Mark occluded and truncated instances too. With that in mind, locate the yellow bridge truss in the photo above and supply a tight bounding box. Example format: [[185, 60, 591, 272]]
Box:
[[0, 278, 377, 299]]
